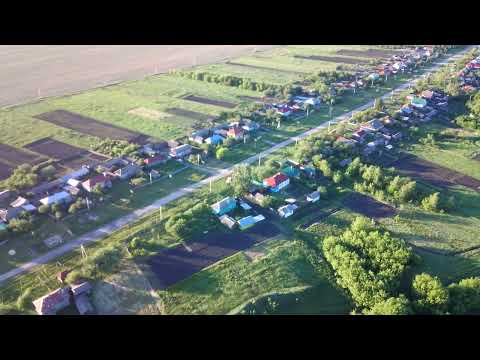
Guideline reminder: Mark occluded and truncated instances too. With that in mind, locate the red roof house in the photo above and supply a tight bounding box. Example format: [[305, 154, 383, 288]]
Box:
[[32, 287, 71, 315], [82, 174, 113, 193], [144, 154, 167, 167], [227, 126, 245, 140], [263, 172, 290, 192]]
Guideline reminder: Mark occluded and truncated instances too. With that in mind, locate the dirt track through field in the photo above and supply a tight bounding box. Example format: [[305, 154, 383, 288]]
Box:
[[0, 45, 278, 108]]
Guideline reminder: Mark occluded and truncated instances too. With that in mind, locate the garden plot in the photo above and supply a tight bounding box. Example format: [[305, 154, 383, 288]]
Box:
[[24, 137, 89, 161], [293, 55, 371, 65], [0, 143, 45, 167], [144, 222, 281, 290], [0, 162, 13, 180], [127, 107, 172, 121], [391, 155, 480, 191], [60, 152, 109, 170], [34, 110, 151, 144], [342, 192, 398, 219], [182, 95, 237, 109], [165, 108, 217, 123], [336, 48, 404, 58]]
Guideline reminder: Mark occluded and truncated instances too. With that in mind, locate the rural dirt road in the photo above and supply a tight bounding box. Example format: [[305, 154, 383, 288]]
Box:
[[0, 46, 474, 285], [0, 45, 278, 108]]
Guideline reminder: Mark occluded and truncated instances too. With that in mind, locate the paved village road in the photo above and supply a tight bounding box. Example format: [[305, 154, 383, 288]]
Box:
[[0, 46, 475, 284]]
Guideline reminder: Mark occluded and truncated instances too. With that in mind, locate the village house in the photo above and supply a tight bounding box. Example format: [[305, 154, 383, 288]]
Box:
[[211, 197, 237, 216], [60, 166, 90, 183], [114, 164, 142, 181], [410, 97, 428, 109], [144, 154, 167, 167], [361, 119, 384, 132], [169, 144, 192, 158], [204, 134, 224, 145], [32, 287, 71, 315], [241, 120, 260, 132], [306, 191, 320, 203], [97, 157, 129, 173], [39, 191, 73, 206], [263, 173, 289, 193], [67, 178, 82, 188], [71, 281, 92, 297], [227, 126, 245, 140], [352, 129, 367, 143], [278, 204, 298, 218], [82, 174, 113, 193]]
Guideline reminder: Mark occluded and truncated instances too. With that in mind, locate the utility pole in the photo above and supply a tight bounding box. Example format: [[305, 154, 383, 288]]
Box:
[[86, 197, 90, 211], [149, 171, 153, 185], [197, 153, 200, 165], [80, 245, 87, 259], [258, 155, 261, 167], [159, 206, 163, 221], [209, 179, 212, 193]]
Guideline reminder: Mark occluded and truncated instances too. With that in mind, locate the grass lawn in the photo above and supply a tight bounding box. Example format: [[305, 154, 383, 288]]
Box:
[[405, 123, 480, 180], [158, 238, 350, 315], [380, 186, 480, 253]]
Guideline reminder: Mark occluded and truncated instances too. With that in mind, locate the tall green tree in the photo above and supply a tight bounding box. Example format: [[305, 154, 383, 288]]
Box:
[[412, 273, 449, 314]]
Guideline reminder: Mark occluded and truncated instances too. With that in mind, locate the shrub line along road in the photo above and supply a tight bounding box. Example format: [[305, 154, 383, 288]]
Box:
[[0, 46, 475, 285]]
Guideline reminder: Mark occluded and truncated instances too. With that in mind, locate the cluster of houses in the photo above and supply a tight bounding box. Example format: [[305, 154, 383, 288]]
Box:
[[212, 163, 322, 231], [211, 196, 265, 230], [458, 53, 480, 93], [334, 46, 437, 92], [337, 87, 451, 158], [263, 94, 322, 118], [188, 119, 261, 146], [32, 275, 94, 315], [0, 140, 196, 230]]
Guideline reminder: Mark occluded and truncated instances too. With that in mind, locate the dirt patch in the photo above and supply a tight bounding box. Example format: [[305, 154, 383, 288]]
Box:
[[145, 222, 281, 290], [294, 55, 371, 65], [183, 95, 237, 109], [336, 49, 404, 58], [34, 110, 151, 144], [0, 162, 13, 180], [226, 61, 307, 75], [93, 259, 163, 315], [391, 155, 480, 191], [60, 152, 109, 170], [342, 192, 397, 219], [0, 143, 45, 167], [165, 107, 216, 122], [24, 137, 88, 161], [127, 107, 172, 121]]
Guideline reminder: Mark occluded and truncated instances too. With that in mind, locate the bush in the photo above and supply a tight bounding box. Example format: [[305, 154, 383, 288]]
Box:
[[216, 147, 228, 160], [6, 164, 38, 191], [421, 192, 441, 212], [317, 185, 329, 199], [8, 218, 33, 233], [38, 204, 50, 214], [130, 177, 147, 187]]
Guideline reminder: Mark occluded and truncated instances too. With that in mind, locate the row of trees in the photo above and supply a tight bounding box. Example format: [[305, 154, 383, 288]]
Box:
[[172, 69, 286, 94], [456, 91, 480, 130]]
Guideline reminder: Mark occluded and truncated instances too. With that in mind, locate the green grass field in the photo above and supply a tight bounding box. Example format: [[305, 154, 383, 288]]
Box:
[[158, 239, 350, 315], [406, 123, 480, 180]]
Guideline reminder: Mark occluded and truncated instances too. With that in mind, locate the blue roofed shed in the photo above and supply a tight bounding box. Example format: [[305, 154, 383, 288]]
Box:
[[238, 216, 257, 230]]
